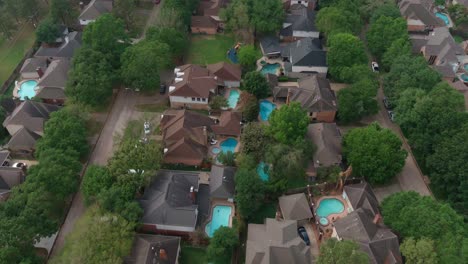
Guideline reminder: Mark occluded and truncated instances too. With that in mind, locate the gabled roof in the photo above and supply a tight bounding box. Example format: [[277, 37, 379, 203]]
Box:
[[279, 193, 313, 221], [211, 111, 242, 136], [170, 64, 223, 98], [79, 0, 113, 21], [210, 165, 236, 199], [280, 5, 317, 37], [139, 171, 199, 229], [7, 127, 41, 151], [207, 62, 241, 82], [282, 38, 327, 67], [198, 0, 228, 16], [20, 57, 48, 74], [35, 32, 82, 58], [124, 234, 180, 264], [3, 101, 60, 134], [36, 59, 70, 90], [0, 152, 9, 166], [344, 182, 380, 217], [260, 36, 281, 55], [191, 16, 218, 29], [399, 0, 444, 27], [0, 166, 24, 195], [306, 123, 342, 166], [246, 218, 312, 264]]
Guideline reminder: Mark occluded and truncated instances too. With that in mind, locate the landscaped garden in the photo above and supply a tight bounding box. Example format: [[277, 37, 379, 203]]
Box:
[[186, 35, 235, 65]]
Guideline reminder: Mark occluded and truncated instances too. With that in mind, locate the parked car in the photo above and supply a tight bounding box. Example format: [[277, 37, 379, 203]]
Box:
[[160, 84, 166, 94], [144, 121, 151, 134], [371, 61, 379, 72], [297, 226, 310, 245], [387, 110, 395, 122], [383, 96, 391, 109], [12, 162, 26, 169]]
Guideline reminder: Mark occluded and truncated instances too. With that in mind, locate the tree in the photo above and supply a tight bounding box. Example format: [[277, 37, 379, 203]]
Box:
[[367, 16, 408, 59], [265, 143, 310, 186], [394, 88, 426, 125], [4, 0, 21, 23], [249, 0, 284, 34], [146, 27, 188, 58], [238, 45, 259, 72], [217, 151, 236, 166], [316, 7, 362, 36], [82, 165, 113, 205], [50, 0, 77, 26], [207, 227, 239, 263], [339, 64, 374, 84], [235, 168, 265, 219], [382, 38, 412, 71], [66, 47, 116, 107], [113, 0, 136, 31], [317, 238, 369, 264], [209, 95, 228, 110], [241, 122, 268, 162], [0, 8, 17, 40], [121, 40, 171, 91], [50, 206, 134, 264], [343, 123, 407, 185], [17, 0, 40, 23], [241, 95, 259, 122], [267, 102, 309, 145], [35, 18, 61, 44], [337, 78, 378, 123], [220, 0, 251, 41], [400, 237, 438, 264], [316, 165, 341, 184], [327, 33, 367, 81], [241, 71, 270, 99], [155, 7, 185, 31], [370, 4, 402, 23]]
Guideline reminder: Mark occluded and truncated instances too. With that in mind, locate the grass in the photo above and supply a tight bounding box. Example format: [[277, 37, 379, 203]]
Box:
[[249, 202, 277, 224], [287, 176, 309, 189], [187, 34, 236, 65], [135, 101, 169, 112], [180, 245, 208, 264], [0, 24, 36, 85]]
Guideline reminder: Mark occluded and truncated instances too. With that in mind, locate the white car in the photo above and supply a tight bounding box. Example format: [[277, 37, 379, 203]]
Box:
[[144, 121, 150, 134], [12, 162, 26, 169], [371, 61, 379, 72]]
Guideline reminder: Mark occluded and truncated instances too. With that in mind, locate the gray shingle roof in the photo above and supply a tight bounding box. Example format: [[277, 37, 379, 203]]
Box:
[[279, 193, 313, 221], [281, 5, 317, 37], [260, 36, 281, 55], [124, 234, 180, 264], [282, 38, 327, 67], [139, 171, 200, 230], [79, 0, 113, 21], [20, 57, 48, 74], [209, 165, 236, 199], [35, 32, 82, 59], [37, 59, 70, 90], [0, 151, 10, 166], [7, 127, 41, 151], [0, 166, 24, 195], [306, 123, 342, 166], [399, 0, 444, 27], [3, 101, 60, 135], [344, 182, 380, 217]]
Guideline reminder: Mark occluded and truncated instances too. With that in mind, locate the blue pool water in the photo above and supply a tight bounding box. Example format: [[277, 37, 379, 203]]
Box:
[[18, 80, 38, 101], [228, 89, 240, 108], [316, 198, 344, 218], [319, 217, 329, 226], [205, 205, 232, 237], [461, 74, 468, 82], [212, 147, 221, 154], [464, 64, 468, 72], [257, 162, 269, 181], [220, 138, 238, 153], [435, 12, 450, 26], [227, 48, 238, 64], [259, 100, 276, 121], [260, 63, 280, 75]]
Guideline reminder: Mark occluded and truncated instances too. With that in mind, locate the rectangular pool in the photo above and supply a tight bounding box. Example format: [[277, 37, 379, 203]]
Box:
[[205, 205, 232, 237]]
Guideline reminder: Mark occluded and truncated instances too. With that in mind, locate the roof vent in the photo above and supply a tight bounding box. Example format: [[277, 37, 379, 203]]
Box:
[[176, 72, 185, 77], [174, 68, 180, 73], [169, 86, 176, 93], [175, 78, 183, 83], [164, 148, 168, 153]]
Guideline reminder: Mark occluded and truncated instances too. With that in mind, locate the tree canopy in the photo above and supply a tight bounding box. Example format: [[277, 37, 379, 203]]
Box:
[[241, 122, 268, 162], [266, 102, 309, 145], [50, 0, 77, 26], [382, 38, 412, 71], [370, 3, 402, 23], [366, 16, 407, 59], [35, 18, 61, 44], [241, 71, 270, 99], [235, 168, 266, 220], [316, 6, 362, 36], [343, 123, 407, 185], [146, 27, 188, 58], [207, 227, 239, 264], [317, 238, 369, 264], [238, 45, 260, 72], [112, 0, 137, 32], [337, 78, 378, 123], [400, 237, 438, 264], [327, 33, 367, 81], [249, 0, 284, 35], [241, 95, 259, 122], [209, 95, 229, 110], [82, 165, 113, 205]]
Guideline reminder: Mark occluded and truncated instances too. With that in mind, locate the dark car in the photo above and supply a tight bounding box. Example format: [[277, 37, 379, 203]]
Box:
[[383, 96, 391, 109], [297, 226, 310, 246], [159, 84, 166, 94], [387, 110, 395, 122]]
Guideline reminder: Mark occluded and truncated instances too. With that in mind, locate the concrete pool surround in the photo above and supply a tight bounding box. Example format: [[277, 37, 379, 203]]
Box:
[[315, 196, 348, 227], [205, 203, 235, 237], [14, 79, 39, 101]]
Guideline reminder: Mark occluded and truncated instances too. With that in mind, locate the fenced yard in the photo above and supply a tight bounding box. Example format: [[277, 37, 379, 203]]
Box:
[[186, 34, 236, 65]]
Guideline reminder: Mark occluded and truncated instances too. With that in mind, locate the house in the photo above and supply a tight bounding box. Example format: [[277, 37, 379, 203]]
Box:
[[7, 128, 42, 159], [209, 165, 236, 201], [278, 193, 313, 225], [260, 36, 282, 59], [35, 59, 70, 105], [245, 218, 312, 264], [211, 111, 242, 137], [332, 183, 402, 264], [0, 164, 25, 201], [280, 4, 319, 42], [169, 64, 224, 110], [124, 234, 181, 264], [273, 75, 337, 122], [191, 0, 228, 34], [398, 0, 444, 31], [283, 0, 317, 10], [207, 62, 242, 87], [191, 16, 220, 35], [282, 37, 327, 76], [410, 27, 464, 79], [139, 170, 210, 235], [306, 123, 342, 172], [19, 57, 48, 79], [79, 0, 113, 26], [35, 31, 82, 60]]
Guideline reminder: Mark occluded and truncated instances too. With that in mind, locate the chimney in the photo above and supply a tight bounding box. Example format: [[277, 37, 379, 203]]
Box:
[[373, 213, 382, 225], [159, 249, 168, 261], [36, 67, 44, 78], [190, 186, 196, 204]]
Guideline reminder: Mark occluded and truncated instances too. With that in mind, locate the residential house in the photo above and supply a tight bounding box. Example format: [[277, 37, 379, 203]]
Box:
[[35, 31, 82, 60], [35, 59, 70, 105], [207, 62, 242, 87], [211, 111, 242, 137], [139, 170, 210, 236], [245, 218, 312, 264], [454, 0, 468, 7], [79, 0, 113, 26], [398, 0, 444, 31], [7, 128, 42, 159], [191, 0, 228, 34], [278, 193, 313, 225], [260, 36, 282, 59], [306, 123, 342, 177], [209, 165, 236, 201], [0, 152, 25, 201], [124, 234, 181, 264], [282, 37, 327, 76], [410, 27, 464, 80], [332, 183, 402, 264], [283, 0, 316, 10], [280, 4, 319, 42], [19, 57, 48, 79], [272, 75, 337, 122]]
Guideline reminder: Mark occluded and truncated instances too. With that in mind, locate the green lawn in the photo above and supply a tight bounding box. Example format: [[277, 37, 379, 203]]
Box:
[[180, 246, 208, 264], [249, 202, 277, 224], [187, 34, 235, 65], [287, 176, 309, 189], [453, 35, 464, 44], [0, 24, 36, 85]]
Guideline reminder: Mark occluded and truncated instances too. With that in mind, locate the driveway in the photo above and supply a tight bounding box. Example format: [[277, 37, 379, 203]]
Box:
[[303, 223, 319, 262]]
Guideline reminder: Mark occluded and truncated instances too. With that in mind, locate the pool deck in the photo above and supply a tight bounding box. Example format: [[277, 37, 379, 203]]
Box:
[[313, 195, 349, 229], [209, 136, 241, 164], [256, 56, 284, 76], [13, 78, 39, 100], [204, 199, 236, 236]]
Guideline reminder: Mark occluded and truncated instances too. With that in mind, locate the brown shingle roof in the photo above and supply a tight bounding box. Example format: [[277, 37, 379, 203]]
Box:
[[170, 64, 222, 98], [211, 111, 242, 136], [191, 16, 218, 29], [207, 62, 241, 82]]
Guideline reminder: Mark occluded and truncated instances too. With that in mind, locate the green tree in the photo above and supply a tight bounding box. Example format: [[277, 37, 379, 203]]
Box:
[[267, 102, 309, 145], [367, 16, 408, 59], [18, 0, 40, 23], [343, 123, 407, 185], [241, 95, 259, 122], [265, 143, 310, 186], [241, 122, 268, 162], [400, 237, 438, 264], [370, 3, 401, 23], [50, 0, 77, 26], [339, 64, 374, 84], [121, 40, 171, 92], [35, 18, 61, 44], [317, 238, 369, 264], [249, 0, 284, 34], [382, 38, 412, 71], [0, 8, 17, 40], [394, 88, 426, 125], [316, 7, 362, 36], [4, 0, 21, 23], [209, 95, 229, 110], [220, 0, 251, 41], [113, 0, 136, 31], [241, 71, 270, 99], [238, 45, 260, 72], [235, 168, 266, 220], [327, 33, 367, 81], [207, 227, 239, 264], [82, 165, 113, 205], [316, 165, 341, 184], [337, 78, 378, 123], [146, 27, 188, 58], [217, 151, 236, 166]]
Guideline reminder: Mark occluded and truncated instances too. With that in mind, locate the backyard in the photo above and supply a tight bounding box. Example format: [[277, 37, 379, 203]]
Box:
[[186, 34, 236, 65], [180, 245, 208, 264]]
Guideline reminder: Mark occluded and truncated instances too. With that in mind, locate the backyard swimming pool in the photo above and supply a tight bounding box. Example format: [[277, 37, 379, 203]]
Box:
[[435, 12, 450, 26], [212, 147, 221, 154], [18, 80, 38, 101], [205, 205, 232, 237], [260, 63, 280, 75], [259, 100, 276, 121], [228, 89, 240, 108], [227, 48, 238, 64], [257, 162, 269, 181], [220, 138, 238, 153], [461, 73, 468, 82], [464, 64, 468, 72], [316, 198, 344, 218]]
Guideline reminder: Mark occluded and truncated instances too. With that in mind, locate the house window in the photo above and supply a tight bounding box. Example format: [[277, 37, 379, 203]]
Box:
[[197, 98, 201, 101], [192, 97, 195, 101], [202, 98, 206, 102]]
